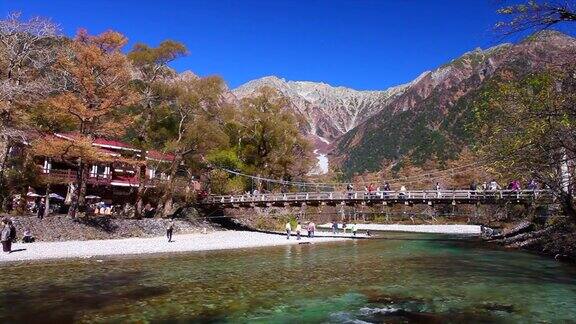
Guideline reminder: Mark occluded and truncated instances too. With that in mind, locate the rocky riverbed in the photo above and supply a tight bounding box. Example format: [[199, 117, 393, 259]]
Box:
[[1, 215, 220, 242]]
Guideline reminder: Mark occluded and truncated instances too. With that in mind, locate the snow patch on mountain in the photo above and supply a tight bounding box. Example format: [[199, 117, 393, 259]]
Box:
[[310, 149, 329, 175]]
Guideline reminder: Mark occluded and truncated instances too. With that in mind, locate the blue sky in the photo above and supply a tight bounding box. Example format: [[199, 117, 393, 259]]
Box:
[[2, 1, 575, 90]]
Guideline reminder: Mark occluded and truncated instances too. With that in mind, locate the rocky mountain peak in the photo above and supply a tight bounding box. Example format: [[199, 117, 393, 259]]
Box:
[[233, 76, 409, 141]]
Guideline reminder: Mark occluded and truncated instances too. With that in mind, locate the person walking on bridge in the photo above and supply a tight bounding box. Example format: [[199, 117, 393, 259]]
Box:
[[347, 184, 354, 199], [399, 185, 407, 198], [489, 180, 501, 191], [285, 221, 292, 239], [382, 182, 391, 198], [368, 183, 375, 199]]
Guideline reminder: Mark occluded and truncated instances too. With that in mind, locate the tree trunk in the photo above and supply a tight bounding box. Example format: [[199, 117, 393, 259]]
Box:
[[161, 153, 182, 218], [68, 160, 88, 218], [78, 170, 87, 209], [0, 134, 10, 180], [135, 159, 146, 218], [492, 225, 556, 246], [134, 101, 153, 218], [559, 192, 576, 222], [0, 135, 10, 209], [44, 183, 51, 219], [490, 220, 534, 240]]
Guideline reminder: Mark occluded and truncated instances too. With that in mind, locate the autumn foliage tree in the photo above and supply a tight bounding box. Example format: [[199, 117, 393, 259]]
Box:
[[127, 40, 188, 217], [234, 87, 313, 182], [39, 29, 136, 217], [0, 12, 60, 127], [147, 76, 229, 216], [472, 70, 576, 220], [0, 12, 61, 203], [0, 14, 318, 217]]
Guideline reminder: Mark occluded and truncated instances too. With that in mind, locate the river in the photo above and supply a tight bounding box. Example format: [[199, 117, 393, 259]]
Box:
[[1, 232, 575, 323]]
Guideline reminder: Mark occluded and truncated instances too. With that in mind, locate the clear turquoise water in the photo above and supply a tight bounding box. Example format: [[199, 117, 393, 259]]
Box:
[[1, 232, 575, 323]]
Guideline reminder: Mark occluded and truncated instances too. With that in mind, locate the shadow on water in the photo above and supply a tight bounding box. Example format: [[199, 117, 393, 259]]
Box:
[[152, 313, 228, 324], [0, 270, 169, 324]]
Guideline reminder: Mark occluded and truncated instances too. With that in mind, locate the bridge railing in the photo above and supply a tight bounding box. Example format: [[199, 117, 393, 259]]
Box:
[[202, 189, 552, 205]]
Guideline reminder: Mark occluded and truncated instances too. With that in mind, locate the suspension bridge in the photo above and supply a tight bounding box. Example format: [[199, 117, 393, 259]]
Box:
[[199, 190, 552, 208]]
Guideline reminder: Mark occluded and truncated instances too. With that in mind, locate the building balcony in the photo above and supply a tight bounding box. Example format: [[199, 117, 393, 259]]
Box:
[[39, 168, 188, 189], [39, 169, 113, 186]]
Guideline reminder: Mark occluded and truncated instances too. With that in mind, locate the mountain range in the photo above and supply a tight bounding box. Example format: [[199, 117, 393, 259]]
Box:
[[230, 31, 576, 176]]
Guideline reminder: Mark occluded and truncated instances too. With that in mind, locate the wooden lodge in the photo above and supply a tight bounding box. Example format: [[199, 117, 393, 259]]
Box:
[[1, 129, 199, 210]]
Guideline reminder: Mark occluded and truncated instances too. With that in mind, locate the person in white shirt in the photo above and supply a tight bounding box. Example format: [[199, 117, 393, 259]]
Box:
[[285, 221, 292, 240], [352, 223, 358, 236], [399, 185, 407, 198]]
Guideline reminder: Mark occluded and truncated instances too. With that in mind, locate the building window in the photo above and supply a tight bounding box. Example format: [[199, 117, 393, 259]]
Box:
[[90, 165, 98, 177], [42, 158, 52, 174], [148, 167, 156, 179]]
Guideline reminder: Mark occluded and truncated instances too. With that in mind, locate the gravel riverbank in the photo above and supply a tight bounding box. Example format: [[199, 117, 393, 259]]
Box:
[[2, 215, 219, 241], [318, 223, 482, 234], [0, 231, 348, 263]]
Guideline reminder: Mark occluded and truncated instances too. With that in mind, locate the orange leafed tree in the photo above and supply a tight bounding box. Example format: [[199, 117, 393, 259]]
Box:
[[40, 29, 137, 217]]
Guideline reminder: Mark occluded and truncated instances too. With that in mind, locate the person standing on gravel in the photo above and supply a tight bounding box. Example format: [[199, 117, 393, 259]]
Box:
[[307, 222, 316, 238], [295, 222, 302, 240], [285, 221, 292, 239], [1, 219, 13, 253], [332, 221, 338, 234], [37, 198, 46, 220], [166, 221, 174, 242], [352, 223, 358, 236]]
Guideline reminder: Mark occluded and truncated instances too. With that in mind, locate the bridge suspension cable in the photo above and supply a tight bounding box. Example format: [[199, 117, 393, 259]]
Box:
[[217, 160, 492, 189]]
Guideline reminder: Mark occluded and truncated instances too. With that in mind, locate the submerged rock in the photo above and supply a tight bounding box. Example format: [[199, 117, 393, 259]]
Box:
[[480, 302, 515, 313], [361, 289, 426, 305], [357, 307, 443, 323]]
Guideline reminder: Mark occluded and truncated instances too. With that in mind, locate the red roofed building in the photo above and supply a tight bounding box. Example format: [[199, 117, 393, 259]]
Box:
[[3, 129, 192, 209]]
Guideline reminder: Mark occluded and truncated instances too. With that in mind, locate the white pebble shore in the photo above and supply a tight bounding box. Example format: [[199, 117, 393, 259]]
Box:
[[0, 231, 348, 263], [319, 223, 482, 234]]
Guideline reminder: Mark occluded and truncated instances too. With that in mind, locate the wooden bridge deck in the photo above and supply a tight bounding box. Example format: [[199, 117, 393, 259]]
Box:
[[198, 190, 552, 208]]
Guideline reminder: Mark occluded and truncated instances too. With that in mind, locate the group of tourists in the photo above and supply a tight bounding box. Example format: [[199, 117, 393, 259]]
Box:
[[285, 221, 316, 240], [468, 179, 539, 192], [347, 182, 411, 199], [343, 178, 540, 198]]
